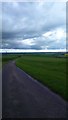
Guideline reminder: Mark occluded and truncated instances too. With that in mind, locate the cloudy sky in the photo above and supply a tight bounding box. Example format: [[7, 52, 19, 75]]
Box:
[[1, 1, 67, 51]]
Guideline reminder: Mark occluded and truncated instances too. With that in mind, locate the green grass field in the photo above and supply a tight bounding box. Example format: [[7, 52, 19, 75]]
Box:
[[16, 54, 66, 100], [2, 53, 67, 100], [2, 54, 20, 66]]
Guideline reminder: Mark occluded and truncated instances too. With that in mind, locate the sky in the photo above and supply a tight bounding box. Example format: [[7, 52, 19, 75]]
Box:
[[0, 1, 67, 52]]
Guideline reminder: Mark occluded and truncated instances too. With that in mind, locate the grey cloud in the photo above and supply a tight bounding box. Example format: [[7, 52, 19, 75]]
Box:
[[2, 2, 66, 50]]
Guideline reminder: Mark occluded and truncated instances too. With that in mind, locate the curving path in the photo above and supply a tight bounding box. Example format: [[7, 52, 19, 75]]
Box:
[[2, 61, 67, 118]]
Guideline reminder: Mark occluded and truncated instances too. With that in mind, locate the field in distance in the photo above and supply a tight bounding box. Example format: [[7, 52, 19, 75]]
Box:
[[16, 53, 67, 100], [2, 53, 67, 100]]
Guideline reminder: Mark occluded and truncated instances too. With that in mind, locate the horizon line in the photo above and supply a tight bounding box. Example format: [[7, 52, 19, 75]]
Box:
[[0, 48, 67, 53]]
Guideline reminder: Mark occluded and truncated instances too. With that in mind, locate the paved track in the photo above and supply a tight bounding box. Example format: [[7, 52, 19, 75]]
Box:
[[2, 61, 67, 118]]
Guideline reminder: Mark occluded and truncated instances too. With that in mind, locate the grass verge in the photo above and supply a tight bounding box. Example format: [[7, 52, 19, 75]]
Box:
[[16, 54, 67, 100]]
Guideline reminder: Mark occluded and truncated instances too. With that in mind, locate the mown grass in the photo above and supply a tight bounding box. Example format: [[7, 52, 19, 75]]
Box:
[[16, 54, 67, 100], [2, 53, 67, 100]]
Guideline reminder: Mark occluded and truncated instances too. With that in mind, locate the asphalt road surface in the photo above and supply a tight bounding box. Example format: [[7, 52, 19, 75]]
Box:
[[2, 61, 67, 118], [0, 70, 2, 120]]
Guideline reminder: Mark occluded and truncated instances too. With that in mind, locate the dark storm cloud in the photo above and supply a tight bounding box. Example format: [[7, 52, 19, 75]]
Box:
[[1, 1, 66, 49]]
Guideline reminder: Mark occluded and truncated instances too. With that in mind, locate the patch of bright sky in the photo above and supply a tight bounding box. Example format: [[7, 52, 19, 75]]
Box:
[[17, 39, 35, 46]]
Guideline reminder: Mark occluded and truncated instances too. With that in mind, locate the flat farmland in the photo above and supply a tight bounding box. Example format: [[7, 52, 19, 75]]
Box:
[[16, 54, 66, 100], [2, 53, 67, 100], [2, 54, 20, 66]]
